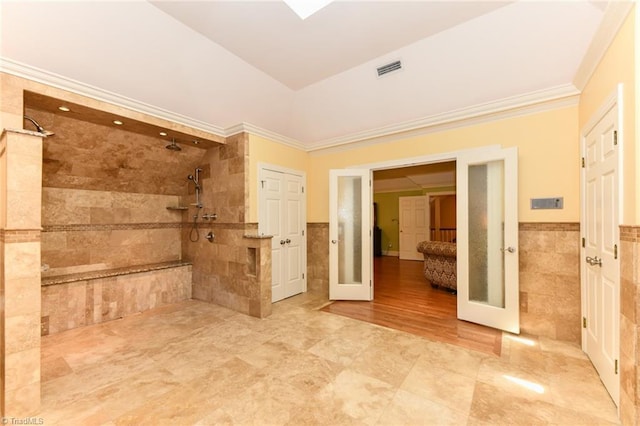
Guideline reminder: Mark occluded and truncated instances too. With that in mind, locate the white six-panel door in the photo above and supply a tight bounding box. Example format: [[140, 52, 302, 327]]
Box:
[[582, 100, 619, 405], [399, 196, 429, 261], [259, 166, 306, 303]]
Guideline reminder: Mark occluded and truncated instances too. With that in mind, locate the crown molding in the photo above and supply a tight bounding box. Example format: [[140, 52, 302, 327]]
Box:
[[225, 122, 306, 150], [2, 57, 583, 155], [308, 84, 580, 154], [573, 1, 634, 91], [0, 57, 227, 137]]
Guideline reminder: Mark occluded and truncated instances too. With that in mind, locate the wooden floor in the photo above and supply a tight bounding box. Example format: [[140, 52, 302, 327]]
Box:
[[321, 256, 502, 356]]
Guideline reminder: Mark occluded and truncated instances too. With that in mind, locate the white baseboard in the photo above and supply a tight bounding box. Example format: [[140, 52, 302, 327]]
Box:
[[383, 251, 399, 257]]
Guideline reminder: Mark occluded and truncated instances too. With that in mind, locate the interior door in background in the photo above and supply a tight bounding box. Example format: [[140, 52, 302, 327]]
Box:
[[399, 195, 429, 261]]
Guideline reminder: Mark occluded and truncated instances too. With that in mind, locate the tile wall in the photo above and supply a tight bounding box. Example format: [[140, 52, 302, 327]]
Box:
[[519, 222, 581, 342], [42, 188, 184, 275], [620, 225, 640, 425], [184, 133, 272, 318], [307, 223, 329, 295]]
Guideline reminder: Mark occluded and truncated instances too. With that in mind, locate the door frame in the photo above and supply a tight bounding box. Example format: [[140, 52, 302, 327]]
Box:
[[424, 190, 456, 242], [352, 144, 502, 288], [579, 85, 623, 406], [257, 162, 308, 298]]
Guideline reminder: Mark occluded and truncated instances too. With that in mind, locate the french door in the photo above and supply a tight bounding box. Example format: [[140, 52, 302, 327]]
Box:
[[328, 169, 372, 300], [457, 147, 519, 334]]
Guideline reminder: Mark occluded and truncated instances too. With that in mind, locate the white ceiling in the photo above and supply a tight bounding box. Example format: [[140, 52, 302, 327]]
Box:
[[151, 1, 510, 90], [0, 1, 609, 147]]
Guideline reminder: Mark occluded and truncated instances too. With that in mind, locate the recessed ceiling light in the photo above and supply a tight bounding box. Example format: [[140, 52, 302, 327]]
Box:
[[113, 120, 123, 125], [159, 131, 168, 136], [192, 140, 200, 145], [58, 106, 70, 112], [282, 0, 334, 19]]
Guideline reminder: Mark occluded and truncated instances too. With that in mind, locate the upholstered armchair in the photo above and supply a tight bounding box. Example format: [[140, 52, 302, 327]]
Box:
[[416, 241, 457, 293]]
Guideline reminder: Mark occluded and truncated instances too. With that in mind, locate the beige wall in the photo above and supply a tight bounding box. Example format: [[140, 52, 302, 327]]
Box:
[[579, 9, 637, 225], [307, 106, 580, 223]]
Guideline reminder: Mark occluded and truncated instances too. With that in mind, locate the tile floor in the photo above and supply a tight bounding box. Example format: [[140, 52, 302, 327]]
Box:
[[39, 293, 619, 425]]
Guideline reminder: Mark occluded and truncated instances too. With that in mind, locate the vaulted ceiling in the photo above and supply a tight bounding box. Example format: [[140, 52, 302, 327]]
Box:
[[0, 1, 610, 149]]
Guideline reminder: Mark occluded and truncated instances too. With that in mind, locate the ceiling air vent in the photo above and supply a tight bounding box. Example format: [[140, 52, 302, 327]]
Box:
[[377, 60, 402, 77]]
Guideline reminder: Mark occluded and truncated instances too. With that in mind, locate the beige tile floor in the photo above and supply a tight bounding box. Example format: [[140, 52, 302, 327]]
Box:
[[39, 293, 619, 425]]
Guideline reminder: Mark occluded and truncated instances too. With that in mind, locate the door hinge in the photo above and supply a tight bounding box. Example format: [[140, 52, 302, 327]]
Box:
[[614, 244, 618, 260], [581, 157, 585, 168], [614, 130, 618, 146], [370, 280, 372, 287], [302, 229, 305, 236], [302, 273, 305, 279], [583, 317, 587, 328], [261, 180, 265, 188], [302, 186, 305, 193], [615, 359, 618, 374], [581, 237, 585, 248]]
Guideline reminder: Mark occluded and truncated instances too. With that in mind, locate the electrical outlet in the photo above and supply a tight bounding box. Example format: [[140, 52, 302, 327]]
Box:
[[388, 243, 392, 248]]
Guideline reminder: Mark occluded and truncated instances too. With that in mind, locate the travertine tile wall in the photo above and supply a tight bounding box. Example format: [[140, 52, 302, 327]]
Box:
[[33, 107, 204, 196], [620, 225, 640, 425], [184, 133, 272, 318], [307, 223, 329, 295], [519, 223, 581, 342], [42, 188, 184, 275], [1, 130, 43, 417], [305, 222, 582, 343], [41, 265, 192, 335]]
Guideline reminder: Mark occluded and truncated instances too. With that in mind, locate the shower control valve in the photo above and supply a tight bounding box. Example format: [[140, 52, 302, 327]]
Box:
[[202, 213, 217, 221]]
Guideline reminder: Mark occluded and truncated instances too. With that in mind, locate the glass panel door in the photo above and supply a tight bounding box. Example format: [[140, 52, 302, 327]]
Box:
[[457, 147, 519, 333], [329, 169, 372, 300]]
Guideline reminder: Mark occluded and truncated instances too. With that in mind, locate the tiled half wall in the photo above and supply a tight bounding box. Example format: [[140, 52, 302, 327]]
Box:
[[306, 222, 581, 343], [619, 225, 640, 425]]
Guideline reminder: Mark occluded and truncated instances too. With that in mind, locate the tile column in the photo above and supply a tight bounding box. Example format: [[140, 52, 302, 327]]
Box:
[[0, 129, 43, 417]]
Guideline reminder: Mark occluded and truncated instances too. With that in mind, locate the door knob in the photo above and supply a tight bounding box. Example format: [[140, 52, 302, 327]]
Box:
[[331, 239, 338, 244], [586, 256, 602, 266], [500, 247, 516, 253], [285, 239, 291, 244], [280, 240, 286, 245]]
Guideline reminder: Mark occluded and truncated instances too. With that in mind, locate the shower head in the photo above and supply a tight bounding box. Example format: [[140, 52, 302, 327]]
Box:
[[23, 115, 54, 136], [165, 138, 181, 151]]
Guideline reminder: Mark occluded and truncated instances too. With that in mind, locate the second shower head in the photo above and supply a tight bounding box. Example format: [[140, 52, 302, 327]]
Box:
[[166, 138, 181, 151]]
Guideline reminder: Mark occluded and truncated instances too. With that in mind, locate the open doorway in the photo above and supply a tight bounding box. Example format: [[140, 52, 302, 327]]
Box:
[[372, 162, 456, 257]]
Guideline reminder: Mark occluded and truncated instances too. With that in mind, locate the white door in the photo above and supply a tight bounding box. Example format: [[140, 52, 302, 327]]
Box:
[[329, 169, 372, 300], [582, 102, 619, 404], [457, 147, 519, 334], [399, 196, 429, 261], [259, 167, 306, 302]]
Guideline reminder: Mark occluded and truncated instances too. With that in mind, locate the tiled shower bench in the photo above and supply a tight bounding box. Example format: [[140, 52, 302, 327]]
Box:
[[41, 261, 192, 335]]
